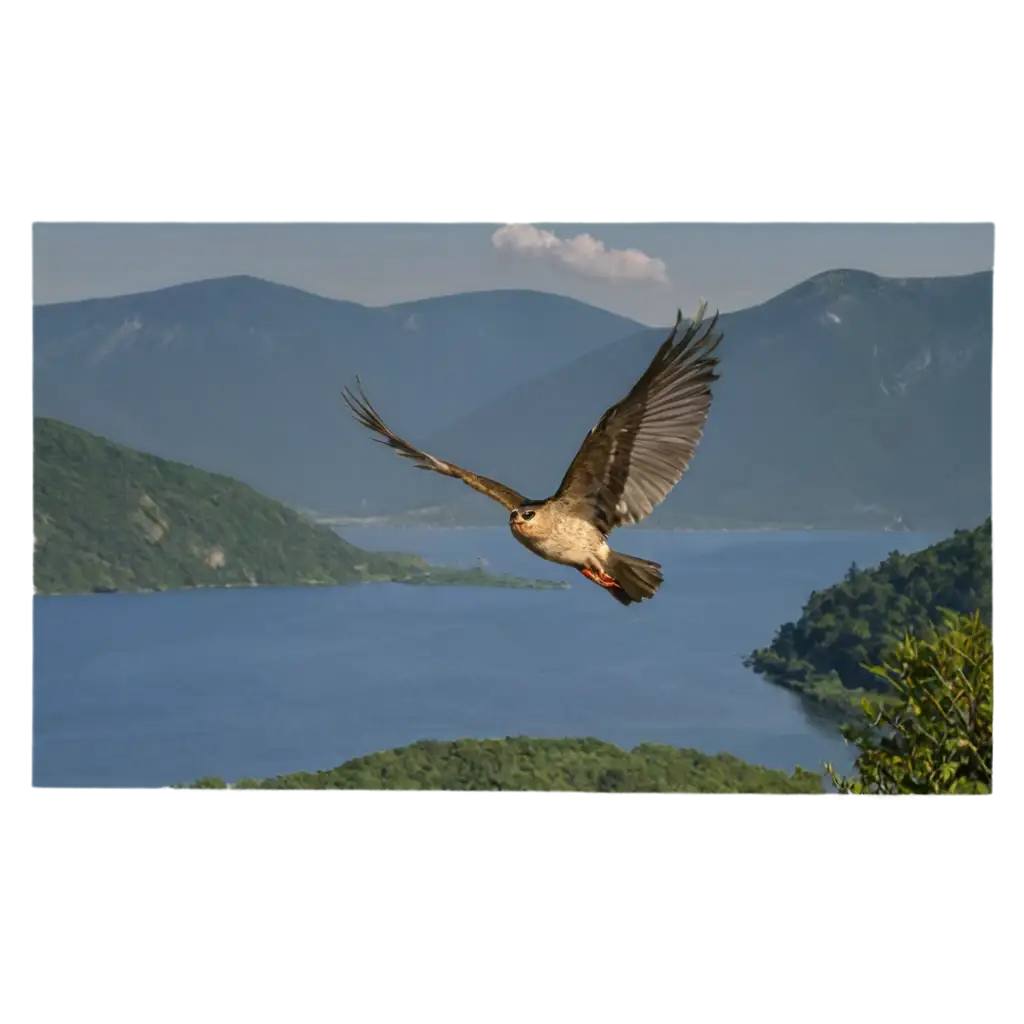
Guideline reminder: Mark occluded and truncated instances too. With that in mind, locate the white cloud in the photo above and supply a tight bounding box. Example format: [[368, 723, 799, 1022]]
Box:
[[491, 224, 669, 284]]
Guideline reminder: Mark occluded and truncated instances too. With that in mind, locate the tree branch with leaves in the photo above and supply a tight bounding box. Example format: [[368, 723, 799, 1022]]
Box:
[[826, 610, 993, 794]]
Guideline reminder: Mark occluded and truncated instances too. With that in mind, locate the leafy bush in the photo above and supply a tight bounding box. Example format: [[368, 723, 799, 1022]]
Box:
[[826, 611, 993, 794]]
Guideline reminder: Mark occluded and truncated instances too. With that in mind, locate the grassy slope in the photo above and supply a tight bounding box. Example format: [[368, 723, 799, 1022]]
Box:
[[184, 736, 825, 793], [33, 417, 564, 595]]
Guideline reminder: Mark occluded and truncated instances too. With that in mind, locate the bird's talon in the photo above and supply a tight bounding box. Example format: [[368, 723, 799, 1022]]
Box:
[[580, 568, 621, 589]]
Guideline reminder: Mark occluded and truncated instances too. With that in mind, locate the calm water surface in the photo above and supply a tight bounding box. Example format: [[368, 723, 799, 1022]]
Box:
[[33, 528, 943, 788]]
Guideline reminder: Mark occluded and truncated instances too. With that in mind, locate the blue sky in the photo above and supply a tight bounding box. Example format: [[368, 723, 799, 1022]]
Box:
[[33, 223, 994, 324]]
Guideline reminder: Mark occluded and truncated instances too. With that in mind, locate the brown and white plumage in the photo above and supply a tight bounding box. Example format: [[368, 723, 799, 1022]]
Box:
[[343, 382, 526, 510], [553, 303, 721, 534], [343, 302, 723, 606]]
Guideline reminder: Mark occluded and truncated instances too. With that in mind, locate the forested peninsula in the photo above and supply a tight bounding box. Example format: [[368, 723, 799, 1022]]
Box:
[[745, 519, 992, 719]]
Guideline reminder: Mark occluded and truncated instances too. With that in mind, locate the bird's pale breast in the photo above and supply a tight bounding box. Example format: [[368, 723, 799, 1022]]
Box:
[[511, 505, 608, 569]]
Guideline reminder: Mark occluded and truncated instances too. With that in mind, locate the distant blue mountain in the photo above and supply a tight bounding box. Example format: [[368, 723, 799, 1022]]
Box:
[[34, 276, 642, 515], [377, 269, 992, 530], [34, 269, 991, 531]]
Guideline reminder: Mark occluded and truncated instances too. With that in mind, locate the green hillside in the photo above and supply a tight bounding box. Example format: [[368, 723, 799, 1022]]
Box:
[[33, 418, 565, 595], [182, 736, 825, 793], [745, 519, 992, 718]]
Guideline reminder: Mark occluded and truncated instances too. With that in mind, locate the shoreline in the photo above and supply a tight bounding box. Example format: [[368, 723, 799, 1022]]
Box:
[[35, 571, 571, 599]]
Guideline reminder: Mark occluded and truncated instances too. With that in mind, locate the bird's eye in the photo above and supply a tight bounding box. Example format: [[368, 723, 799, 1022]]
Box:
[[521, 509, 535, 521]]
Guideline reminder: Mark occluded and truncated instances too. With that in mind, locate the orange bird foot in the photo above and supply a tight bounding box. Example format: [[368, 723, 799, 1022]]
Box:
[[580, 568, 621, 590]]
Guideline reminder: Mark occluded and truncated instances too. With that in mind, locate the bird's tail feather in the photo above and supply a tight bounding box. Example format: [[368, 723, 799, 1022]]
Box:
[[604, 551, 663, 605]]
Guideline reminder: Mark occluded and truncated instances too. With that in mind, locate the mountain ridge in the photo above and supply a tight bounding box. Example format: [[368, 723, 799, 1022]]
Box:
[[363, 267, 991, 529], [34, 276, 644, 513], [34, 268, 992, 530]]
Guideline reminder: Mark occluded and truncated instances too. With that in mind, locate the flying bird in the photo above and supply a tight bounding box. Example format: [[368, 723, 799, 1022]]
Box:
[[343, 303, 723, 605]]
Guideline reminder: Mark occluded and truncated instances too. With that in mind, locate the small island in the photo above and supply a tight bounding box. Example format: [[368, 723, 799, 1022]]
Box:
[[33, 418, 567, 596], [744, 518, 991, 720], [180, 736, 826, 793]]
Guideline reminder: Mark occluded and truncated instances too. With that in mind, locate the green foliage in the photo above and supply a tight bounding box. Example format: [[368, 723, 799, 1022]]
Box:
[[826, 611, 993, 794], [33, 418, 565, 595], [745, 519, 991, 718], [179, 737, 825, 793]]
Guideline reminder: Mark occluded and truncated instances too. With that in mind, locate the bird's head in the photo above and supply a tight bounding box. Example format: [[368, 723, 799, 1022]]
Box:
[[510, 501, 544, 533]]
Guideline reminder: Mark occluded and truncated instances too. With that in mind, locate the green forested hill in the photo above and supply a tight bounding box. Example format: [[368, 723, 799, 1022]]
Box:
[[745, 519, 992, 717], [33, 417, 563, 595], [182, 736, 825, 793]]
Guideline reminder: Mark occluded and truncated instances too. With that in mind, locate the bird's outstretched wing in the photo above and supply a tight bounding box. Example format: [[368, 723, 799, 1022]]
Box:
[[342, 379, 527, 511], [553, 302, 723, 534]]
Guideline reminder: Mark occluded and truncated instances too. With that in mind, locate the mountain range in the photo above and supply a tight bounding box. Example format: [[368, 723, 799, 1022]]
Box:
[[34, 276, 638, 519], [34, 269, 992, 530]]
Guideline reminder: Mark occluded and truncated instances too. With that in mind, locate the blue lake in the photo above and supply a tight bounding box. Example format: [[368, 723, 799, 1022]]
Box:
[[33, 528, 944, 788]]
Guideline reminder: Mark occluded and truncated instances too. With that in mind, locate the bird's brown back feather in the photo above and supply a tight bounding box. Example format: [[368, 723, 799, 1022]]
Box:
[[554, 304, 723, 535]]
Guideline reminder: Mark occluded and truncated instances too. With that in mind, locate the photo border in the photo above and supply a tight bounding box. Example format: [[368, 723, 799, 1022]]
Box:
[[4, 6, 1019, 1015]]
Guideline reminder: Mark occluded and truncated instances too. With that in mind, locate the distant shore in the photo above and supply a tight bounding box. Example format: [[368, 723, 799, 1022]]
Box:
[[321, 520, 919, 534], [35, 567, 571, 598]]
